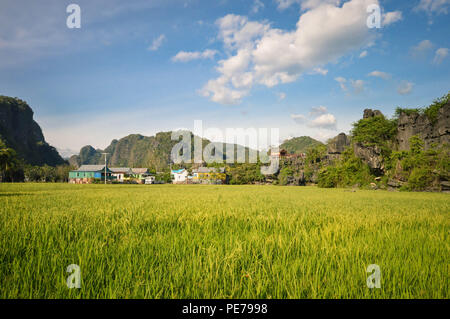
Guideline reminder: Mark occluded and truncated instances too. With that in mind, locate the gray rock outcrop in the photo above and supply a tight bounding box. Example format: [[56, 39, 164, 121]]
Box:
[[396, 102, 450, 151]]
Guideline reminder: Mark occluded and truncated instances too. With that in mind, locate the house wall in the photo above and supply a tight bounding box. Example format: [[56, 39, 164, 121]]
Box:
[[173, 172, 188, 183], [68, 171, 113, 183]]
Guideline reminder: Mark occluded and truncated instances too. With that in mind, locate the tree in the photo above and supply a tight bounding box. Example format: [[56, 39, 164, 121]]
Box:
[[0, 139, 18, 182]]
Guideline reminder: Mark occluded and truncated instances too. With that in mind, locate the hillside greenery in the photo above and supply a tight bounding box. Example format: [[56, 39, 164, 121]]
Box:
[[395, 92, 449, 123], [316, 93, 449, 191], [280, 136, 323, 154]]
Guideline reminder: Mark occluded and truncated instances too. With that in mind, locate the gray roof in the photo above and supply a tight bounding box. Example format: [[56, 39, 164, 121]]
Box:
[[110, 167, 132, 173], [76, 165, 108, 172], [131, 168, 149, 174], [194, 167, 226, 173]]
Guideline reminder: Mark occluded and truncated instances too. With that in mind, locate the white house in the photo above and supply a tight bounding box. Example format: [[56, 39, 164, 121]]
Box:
[[145, 176, 156, 184], [110, 167, 132, 183], [171, 169, 188, 184]]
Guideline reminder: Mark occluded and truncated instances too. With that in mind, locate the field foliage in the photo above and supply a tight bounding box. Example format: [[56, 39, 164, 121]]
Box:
[[0, 184, 448, 298]]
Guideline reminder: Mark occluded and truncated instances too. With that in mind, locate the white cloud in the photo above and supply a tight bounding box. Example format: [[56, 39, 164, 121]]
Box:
[[215, 14, 270, 51], [382, 11, 403, 26], [172, 49, 218, 62], [252, 0, 265, 13], [291, 113, 307, 124], [335, 77, 364, 94], [368, 70, 391, 80], [276, 0, 341, 11], [397, 81, 414, 95], [148, 34, 166, 51], [277, 92, 287, 100], [411, 40, 433, 58], [310, 67, 328, 75], [292, 106, 337, 130], [359, 50, 368, 58], [414, 0, 450, 15], [433, 48, 449, 64], [350, 79, 364, 94], [309, 105, 328, 116], [200, 0, 386, 104], [309, 113, 337, 130], [335, 77, 347, 91]]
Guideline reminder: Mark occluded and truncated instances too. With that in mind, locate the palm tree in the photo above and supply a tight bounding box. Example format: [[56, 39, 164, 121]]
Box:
[[0, 139, 17, 182]]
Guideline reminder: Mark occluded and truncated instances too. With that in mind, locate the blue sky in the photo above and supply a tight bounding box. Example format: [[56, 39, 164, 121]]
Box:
[[0, 0, 449, 153]]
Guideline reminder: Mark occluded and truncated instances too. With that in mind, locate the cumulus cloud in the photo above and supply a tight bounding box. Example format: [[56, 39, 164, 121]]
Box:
[[414, 0, 450, 15], [252, 0, 265, 13], [397, 81, 414, 95], [368, 70, 391, 80], [335, 77, 364, 94], [382, 11, 403, 26], [172, 49, 218, 62], [148, 34, 166, 51], [276, 0, 341, 11], [291, 113, 307, 124], [309, 105, 328, 116], [277, 92, 287, 100], [411, 40, 433, 58], [335, 77, 347, 91], [292, 106, 337, 130], [433, 48, 449, 64], [309, 113, 337, 129], [200, 0, 390, 104], [350, 79, 365, 94], [310, 67, 328, 75], [359, 50, 368, 58]]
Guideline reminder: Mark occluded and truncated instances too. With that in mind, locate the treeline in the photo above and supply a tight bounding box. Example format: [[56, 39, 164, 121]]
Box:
[[0, 138, 74, 182]]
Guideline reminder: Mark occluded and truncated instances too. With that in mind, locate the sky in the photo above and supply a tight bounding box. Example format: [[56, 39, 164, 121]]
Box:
[[0, 0, 449, 155]]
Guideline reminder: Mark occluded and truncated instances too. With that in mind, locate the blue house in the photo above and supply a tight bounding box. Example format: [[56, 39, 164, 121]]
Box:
[[69, 165, 114, 184]]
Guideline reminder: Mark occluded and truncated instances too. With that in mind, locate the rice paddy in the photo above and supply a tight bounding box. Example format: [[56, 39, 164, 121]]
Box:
[[0, 183, 448, 299]]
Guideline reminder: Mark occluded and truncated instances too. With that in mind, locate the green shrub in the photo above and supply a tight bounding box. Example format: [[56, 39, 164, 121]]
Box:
[[424, 92, 449, 124], [406, 167, 434, 191], [318, 148, 374, 188]]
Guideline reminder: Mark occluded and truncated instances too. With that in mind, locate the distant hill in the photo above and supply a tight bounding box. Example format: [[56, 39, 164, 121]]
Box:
[[69, 132, 255, 170], [0, 96, 66, 166], [280, 136, 324, 154]]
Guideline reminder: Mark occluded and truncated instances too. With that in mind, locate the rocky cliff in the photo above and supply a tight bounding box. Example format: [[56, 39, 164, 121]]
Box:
[[396, 101, 449, 151], [319, 94, 449, 191], [0, 96, 66, 166]]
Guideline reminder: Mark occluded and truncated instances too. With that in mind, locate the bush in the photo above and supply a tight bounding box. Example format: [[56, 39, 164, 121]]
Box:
[[352, 115, 397, 148], [405, 167, 434, 191], [395, 92, 449, 124], [318, 148, 374, 188]]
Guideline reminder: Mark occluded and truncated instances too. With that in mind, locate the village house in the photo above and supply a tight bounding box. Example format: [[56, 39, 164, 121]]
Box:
[[131, 168, 151, 183], [69, 165, 114, 184], [110, 167, 132, 183], [192, 167, 227, 184], [145, 175, 156, 184], [171, 169, 188, 184]]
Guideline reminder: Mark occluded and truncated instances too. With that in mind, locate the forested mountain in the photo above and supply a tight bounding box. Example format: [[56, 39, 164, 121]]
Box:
[[280, 136, 324, 154], [69, 132, 255, 170], [0, 96, 65, 166]]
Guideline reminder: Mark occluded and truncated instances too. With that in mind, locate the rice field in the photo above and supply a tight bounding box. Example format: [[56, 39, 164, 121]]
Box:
[[0, 183, 448, 299]]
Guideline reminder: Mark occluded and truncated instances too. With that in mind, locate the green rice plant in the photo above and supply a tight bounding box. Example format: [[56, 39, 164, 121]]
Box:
[[0, 183, 448, 299]]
